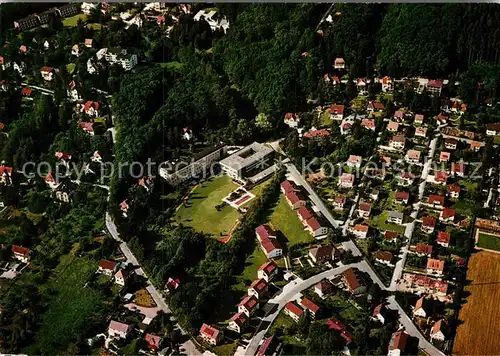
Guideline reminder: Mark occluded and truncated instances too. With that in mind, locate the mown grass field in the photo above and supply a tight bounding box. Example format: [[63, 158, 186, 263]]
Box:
[[454, 251, 500, 355], [477, 232, 500, 251], [62, 14, 88, 27], [173, 175, 240, 237], [30, 254, 106, 353], [270, 195, 312, 246], [369, 211, 406, 234]]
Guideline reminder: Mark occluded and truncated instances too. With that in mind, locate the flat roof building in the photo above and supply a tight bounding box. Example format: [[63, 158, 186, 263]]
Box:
[[219, 142, 275, 183]]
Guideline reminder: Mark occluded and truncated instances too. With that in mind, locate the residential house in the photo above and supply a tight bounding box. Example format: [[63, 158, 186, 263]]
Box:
[[339, 173, 354, 188], [67, 81, 80, 101], [395, 191, 409, 204], [451, 162, 465, 177], [427, 79, 443, 96], [297, 206, 313, 224], [314, 279, 334, 299], [96, 47, 138, 71], [303, 128, 330, 139], [447, 184, 460, 199], [405, 150, 421, 164], [0, 165, 13, 186], [91, 151, 103, 163], [78, 121, 95, 135], [421, 217, 436, 234], [334, 57, 345, 69], [285, 301, 304, 322], [114, 269, 129, 286], [284, 112, 300, 128], [415, 127, 427, 138], [367, 101, 384, 113], [470, 141, 481, 152], [308, 245, 334, 264], [255, 225, 283, 258], [372, 304, 385, 324], [414, 114, 424, 125], [390, 135, 406, 150], [440, 208, 455, 223], [342, 268, 366, 295], [144, 333, 163, 352], [300, 298, 320, 318], [347, 154, 362, 168], [388, 330, 409, 356], [333, 196, 346, 210], [199, 323, 222, 346], [375, 251, 393, 265], [329, 104, 344, 121], [119, 199, 129, 217], [44, 172, 58, 190], [340, 122, 352, 135], [81, 101, 100, 117], [248, 278, 268, 299], [11, 245, 31, 263], [280, 180, 298, 194], [430, 319, 446, 342], [433, 171, 449, 185], [437, 231, 451, 248], [380, 76, 393, 92], [228, 312, 248, 334], [427, 258, 445, 276], [437, 113, 448, 125], [71, 44, 81, 56], [413, 296, 427, 318], [325, 318, 353, 343], [444, 138, 458, 150], [53, 182, 74, 203], [393, 110, 405, 121], [85, 38, 93, 48], [387, 120, 399, 133], [358, 202, 372, 218], [0, 56, 11, 71], [439, 151, 451, 163], [370, 189, 380, 201], [285, 190, 307, 210], [486, 123, 500, 136], [164, 277, 180, 292], [388, 211, 404, 225], [409, 274, 449, 297], [428, 195, 445, 208], [238, 295, 258, 317], [384, 231, 399, 242], [257, 336, 282, 356], [108, 320, 132, 339], [352, 224, 369, 239], [257, 261, 278, 282], [40, 66, 54, 81], [361, 118, 376, 131], [415, 243, 433, 257], [304, 216, 329, 239]]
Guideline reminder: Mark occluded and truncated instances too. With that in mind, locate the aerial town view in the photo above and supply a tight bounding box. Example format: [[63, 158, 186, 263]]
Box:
[[1, 2, 500, 355]]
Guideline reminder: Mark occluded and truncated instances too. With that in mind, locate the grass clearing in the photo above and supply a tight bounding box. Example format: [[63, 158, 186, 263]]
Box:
[[159, 61, 184, 71], [477, 232, 500, 251], [454, 251, 500, 355], [234, 244, 268, 292], [66, 63, 76, 74], [173, 175, 240, 237], [370, 211, 406, 234], [30, 254, 107, 354], [270, 195, 312, 246], [62, 13, 88, 27]]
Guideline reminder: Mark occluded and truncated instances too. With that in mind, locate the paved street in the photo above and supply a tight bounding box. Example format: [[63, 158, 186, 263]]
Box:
[[105, 213, 201, 355]]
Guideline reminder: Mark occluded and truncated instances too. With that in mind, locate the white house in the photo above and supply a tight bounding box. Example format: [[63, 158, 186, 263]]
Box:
[[371, 304, 385, 324], [114, 269, 129, 286], [108, 320, 132, 339], [430, 319, 446, 342], [413, 296, 427, 318], [257, 261, 278, 282], [228, 312, 248, 334], [334, 57, 345, 69], [40, 66, 54, 81], [11, 245, 31, 263]]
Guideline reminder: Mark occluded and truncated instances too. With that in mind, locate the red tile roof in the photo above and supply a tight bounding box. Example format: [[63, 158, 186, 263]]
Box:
[[286, 190, 306, 205], [389, 330, 408, 351], [329, 104, 344, 115], [285, 301, 304, 317], [297, 206, 313, 221], [260, 238, 281, 254], [375, 250, 393, 262], [435, 171, 448, 182], [83, 101, 99, 111], [0, 165, 13, 176], [144, 333, 162, 348], [258, 261, 277, 275], [249, 278, 268, 293], [256, 224, 275, 240], [21, 87, 32, 96], [40, 66, 53, 72], [427, 258, 445, 272], [428, 79, 443, 88], [342, 268, 361, 291], [415, 243, 433, 255], [441, 208, 455, 219], [280, 180, 297, 194], [230, 312, 248, 327], [448, 184, 461, 193], [428, 195, 445, 205], [437, 231, 450, 244], [238, 295, 258, 312], [99, 259, 116, 271], [200, 323, 220, 340], [395, 191, 409, 200], [109, 320, 130, 333], [354, 224, 369, 232], [384, 231, 398, 240], [422, 216, 436, 228], [11, 245, 30, 257], [306, 216, 321, 231], [304, 128, 330, 138], [300, 297, 319, 314]]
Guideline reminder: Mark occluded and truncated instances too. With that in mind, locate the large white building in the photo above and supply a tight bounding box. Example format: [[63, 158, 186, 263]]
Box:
[[219, 142, 275, 183], [160, 144, 226, 186], [96, 47, 138, 71]]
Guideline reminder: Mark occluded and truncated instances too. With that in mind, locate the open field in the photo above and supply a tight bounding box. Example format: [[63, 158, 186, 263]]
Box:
[[370, 211, 406, 234], [173, 175, 240, 237], [476, 232, 500, 252], [453, 251, 500, 355], [62, 13, 88, 27], [270, 195, 312, 246], [30, 255, 107, 353]]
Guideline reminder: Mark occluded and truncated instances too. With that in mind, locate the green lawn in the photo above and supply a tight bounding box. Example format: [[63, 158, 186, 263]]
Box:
[[87, 23, 102, 30], [452, 199, 476, 215], [62, 13, 88, 27], [494, 136, 500, 145], [212, 341, 238, 356], [66, 63, 76, 74], [234, 244, 268, 292], [270, 196, 312, 246], [30, 255, 107, 354], [477, 232, 500, 251], [370, 211, 406, 234], [159, 61, 184, 71], [173, 175, 240, 237]]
